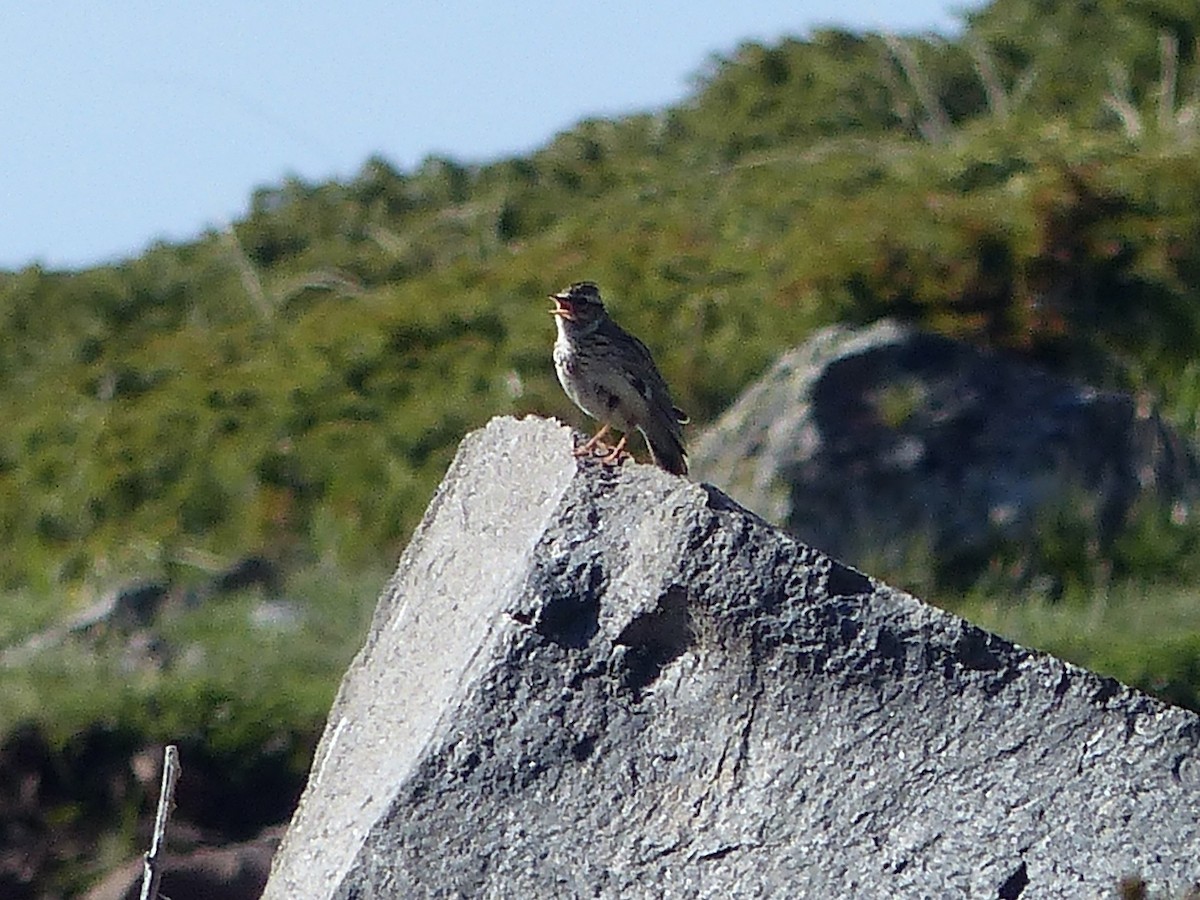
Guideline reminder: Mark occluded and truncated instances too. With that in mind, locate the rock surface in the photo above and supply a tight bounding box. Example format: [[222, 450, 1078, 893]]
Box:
[[689, 320, 1200, 576], [263, 415, 1200, 899]]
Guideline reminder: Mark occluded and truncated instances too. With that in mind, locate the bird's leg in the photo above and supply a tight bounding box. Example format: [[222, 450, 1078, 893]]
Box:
[[574, 424, 613, 458], [600, 434, 631, 466]]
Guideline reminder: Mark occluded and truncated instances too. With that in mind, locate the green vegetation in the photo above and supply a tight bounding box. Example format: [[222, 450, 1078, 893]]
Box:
[[962, 580, 1200, 711], [0, 564, 378, 743], [4, 0, 1200, 885], [0, 564, 381, 894]]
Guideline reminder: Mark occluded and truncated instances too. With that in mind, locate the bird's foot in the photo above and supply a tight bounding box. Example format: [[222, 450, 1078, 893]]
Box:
[[598, 435, 631, 467], [573, 424, 614, 459], [599, 447, 632, 467], [573, 439, 615, 459]]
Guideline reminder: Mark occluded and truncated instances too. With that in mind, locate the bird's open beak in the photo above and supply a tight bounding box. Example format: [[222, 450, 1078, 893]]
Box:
[[549, 294, 574, 320]]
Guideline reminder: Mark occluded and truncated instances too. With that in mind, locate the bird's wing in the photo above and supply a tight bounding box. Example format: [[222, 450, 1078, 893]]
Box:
[[599, 319, 687, 429]]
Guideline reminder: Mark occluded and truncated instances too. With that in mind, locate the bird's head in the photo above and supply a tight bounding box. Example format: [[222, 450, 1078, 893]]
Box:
[[549, 281, 606, 325]]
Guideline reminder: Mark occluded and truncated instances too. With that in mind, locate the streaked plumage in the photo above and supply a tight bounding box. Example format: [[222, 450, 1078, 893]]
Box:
[[550, 281, 688, 475]]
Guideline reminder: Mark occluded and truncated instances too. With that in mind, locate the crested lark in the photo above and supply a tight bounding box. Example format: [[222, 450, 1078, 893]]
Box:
[[550, 281, 688, 475]]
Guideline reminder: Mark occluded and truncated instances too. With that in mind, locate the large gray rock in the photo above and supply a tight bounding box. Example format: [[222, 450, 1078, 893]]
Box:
[[264, 416, 1200, 899], [690, 320, 1200, 578]]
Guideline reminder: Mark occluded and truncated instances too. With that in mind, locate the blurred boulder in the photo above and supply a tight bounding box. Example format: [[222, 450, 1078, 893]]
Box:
[[690, 320, 1200, 581]]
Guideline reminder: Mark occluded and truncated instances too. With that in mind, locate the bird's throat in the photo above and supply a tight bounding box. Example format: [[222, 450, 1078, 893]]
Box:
[[559, 315, 602, 339]]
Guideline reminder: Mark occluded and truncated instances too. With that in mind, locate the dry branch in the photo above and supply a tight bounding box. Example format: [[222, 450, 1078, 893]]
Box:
[[139, 745, 182, 900]]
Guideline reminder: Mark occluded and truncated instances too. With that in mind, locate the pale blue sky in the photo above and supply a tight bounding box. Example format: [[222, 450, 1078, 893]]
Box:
[[2, 1, 982, 270]]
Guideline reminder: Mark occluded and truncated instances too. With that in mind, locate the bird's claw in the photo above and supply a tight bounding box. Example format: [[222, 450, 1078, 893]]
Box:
[[573, 440, 615, 459], [599, 447, 632, 467], [571, 424, 630, 467]]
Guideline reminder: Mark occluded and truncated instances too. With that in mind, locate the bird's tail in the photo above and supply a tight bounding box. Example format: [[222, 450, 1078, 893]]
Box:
[[641, 411, 688, 476]]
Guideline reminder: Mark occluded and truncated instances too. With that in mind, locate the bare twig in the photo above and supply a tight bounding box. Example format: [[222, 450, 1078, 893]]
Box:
[[1104, 30, 1200, 142], [967, 38, 1008, 121], [1103, 63, 1142, 138], [1185, 39, 1200, 132], [877, 44, 916, 132], [1158, 31, 1178, 133], [275, 270, 364, 305], [965, 38, 1038, 123], [882, 32, 951, 144], [140, 745, 182, 900], [221, 226, 272, 320]]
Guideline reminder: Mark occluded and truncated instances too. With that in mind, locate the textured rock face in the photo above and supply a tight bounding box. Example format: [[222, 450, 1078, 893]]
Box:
[[263, 416, 1200, 899], [689, 320, 1200, 573]]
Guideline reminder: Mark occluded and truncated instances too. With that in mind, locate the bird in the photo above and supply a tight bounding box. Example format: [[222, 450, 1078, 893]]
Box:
[[549, 281, 688, 475]]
